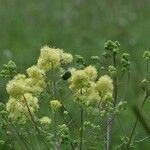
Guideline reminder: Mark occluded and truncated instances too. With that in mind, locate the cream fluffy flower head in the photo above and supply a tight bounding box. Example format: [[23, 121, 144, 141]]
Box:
[[69, 70, 90, 90], [96, 75, 113, 93], [50, 100, 62, 111], [6, 74, 30, 98], [37, 46, 62, 71], [84, 65, 97, 81], [37, 45, 73, 71], [85, 83, 101, 106], [39, 116, 51, 125], [6, 98, 26, 124], [22, 93, 39, 111], [61, 53, 73, 64], [6, 93, 39, 124], [27, 65, 45, 80]]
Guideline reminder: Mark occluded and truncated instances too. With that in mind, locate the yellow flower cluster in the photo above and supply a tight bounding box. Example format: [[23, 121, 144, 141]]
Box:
[[39, 116, 51, 125], [26, 65, 46, 94], [95, 75, 113, 94], [27, 65, 45, 80], [84, 65, 98, 81], [50, 100, 62, 111], [6, 74, 29, 98], [37, 46, 73, 71], [5, 45, 72, 123], [6, 93, 39, 124], [69, 65, 97, 90], [6, 70, 44, 123], [69, 65, 113, 106], [6, 66, 46, 98]]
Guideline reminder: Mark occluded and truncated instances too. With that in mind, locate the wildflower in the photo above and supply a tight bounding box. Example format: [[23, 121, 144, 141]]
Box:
[[102, 92, 113, 102], [61, 53, 73, 64], [84, 83, 101, 106], [25, 77, 46, 95], [58, 124, 69, 144], [104, 40, 120, 54], [37, 46, 73, 71], [0, 60, 17, 79], [22, 93, 39, 112], [50, 100, 62, 111], [143, 51, 150, 60], [37, 46, 62, 71], [84, 65, 97, 81], [90, 56, 100, 64], [75, 54, 85, 65], [6, 93, 39, 124], [108, 66, 117, 77], [39, 116, 51, 125], [27, 65, 45, 80], [6, 74, 30, 98], [69, 70, 90, 90], [121, 53, 130, 70], [96, 75, 113, 94]]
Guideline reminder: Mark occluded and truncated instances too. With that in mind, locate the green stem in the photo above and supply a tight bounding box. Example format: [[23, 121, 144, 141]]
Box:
[[23, 95, 49, 150], [80, 105, 83, 150], [33, 128, 41, 150], [127, 94, 149, 149], [8, 123, 27, 150], [146, 60, 149, 80], [10, 120, 31, 150], [25, 126, 37, 150], [106, 53, 117, 150]]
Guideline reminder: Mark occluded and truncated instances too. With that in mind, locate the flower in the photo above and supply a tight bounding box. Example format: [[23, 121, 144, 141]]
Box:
[[61, 53, 73, 64], [143, 51, 150, 60], [84, 65, 97, 81], [85, 84, 101, 106], [25, 65, 46, 94], [50, 100, 62, 111], [58, 124, 69, 144], [37, 46, 62, 71], [27, 65, 45, 80], [39, 116, 51, 125], [96, 75, 113, 94], [6, 74, 30, 98], [6, 93, 39, 124], [69, 70, 90, 90]]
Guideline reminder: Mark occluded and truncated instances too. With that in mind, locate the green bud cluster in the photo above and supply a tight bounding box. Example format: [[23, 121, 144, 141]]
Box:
[[0, 60, 17, 79], [75, 55, 85, 65], [141, 79, 150, 93], [46, 133, 54, 144], [0, 102, 8, 131], [86, 107, 100, 116], [83, 121, 100, 131], [121, 53, 130, 71], [143, 51, 150, 60], [104, 40, 120, 54], [0, 102, 5, 111], [108, 65, 117, 77], [58, 124, 70, 144], [105, 101, 114, 114], [90, 56, 100, 64], [114, 101, 127, 115], [0, 140, 5, 145]]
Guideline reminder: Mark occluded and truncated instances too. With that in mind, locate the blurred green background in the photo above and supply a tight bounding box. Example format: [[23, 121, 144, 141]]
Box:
[[0, 0, 150, 149]]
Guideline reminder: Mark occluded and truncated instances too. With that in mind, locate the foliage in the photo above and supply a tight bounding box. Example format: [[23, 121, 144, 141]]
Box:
[[0, 41, 149, 149]]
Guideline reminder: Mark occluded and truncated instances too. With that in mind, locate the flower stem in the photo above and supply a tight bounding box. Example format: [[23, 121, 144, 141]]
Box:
[[23, 95, 49, 150], [106, 53, 117, 150], [127, 94, 149, 149], [80, 105, 83, 150]]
